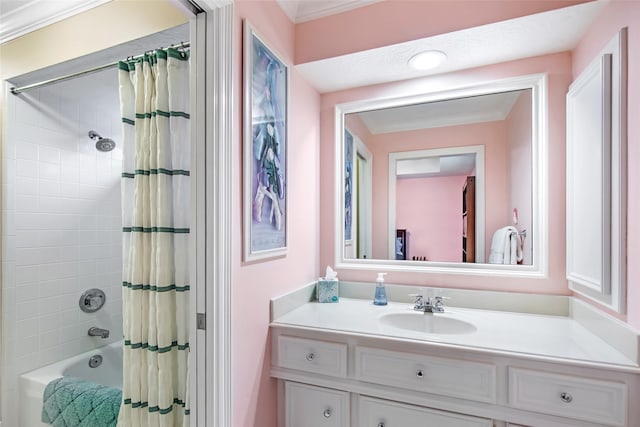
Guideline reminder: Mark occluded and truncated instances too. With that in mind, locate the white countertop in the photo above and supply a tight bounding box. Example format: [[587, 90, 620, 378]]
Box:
[[272, 298, 638, 368]]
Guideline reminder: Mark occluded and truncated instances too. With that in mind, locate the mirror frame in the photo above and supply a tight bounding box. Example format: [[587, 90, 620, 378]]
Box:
[[334, 73, 549, 278]]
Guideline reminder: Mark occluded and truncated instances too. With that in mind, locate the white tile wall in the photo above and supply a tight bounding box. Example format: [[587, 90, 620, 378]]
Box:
[[1, 73, 123, 426]]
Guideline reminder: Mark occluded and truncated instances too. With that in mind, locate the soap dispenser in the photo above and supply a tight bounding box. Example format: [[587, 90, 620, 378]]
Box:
[[373, 272, 388, 306]]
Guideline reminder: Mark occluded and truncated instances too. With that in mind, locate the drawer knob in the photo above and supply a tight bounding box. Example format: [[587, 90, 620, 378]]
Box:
[[560, 392, 573, 403], [416, 369, 424, 379], [305, 352, 315, 362], [323, 408, 332, 418]]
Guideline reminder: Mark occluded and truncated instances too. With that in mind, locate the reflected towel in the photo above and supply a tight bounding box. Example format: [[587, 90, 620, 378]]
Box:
[[42, 376, 121, 427], [488, 226, 523, 265]]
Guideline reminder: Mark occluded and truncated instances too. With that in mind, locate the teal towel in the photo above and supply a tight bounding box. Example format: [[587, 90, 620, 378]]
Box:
[[41, 376, 122, 427]]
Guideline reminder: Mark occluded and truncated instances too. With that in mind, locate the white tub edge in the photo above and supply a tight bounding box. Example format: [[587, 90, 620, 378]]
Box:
[[18, 341, 122, 427]]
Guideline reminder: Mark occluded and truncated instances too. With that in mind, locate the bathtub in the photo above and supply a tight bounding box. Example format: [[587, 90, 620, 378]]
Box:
[[19, 341, 122, 427]]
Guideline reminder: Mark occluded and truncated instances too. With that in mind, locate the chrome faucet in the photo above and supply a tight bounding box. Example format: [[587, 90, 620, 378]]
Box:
[[410, 292, 446, 313], [88, 327, 110, 339]]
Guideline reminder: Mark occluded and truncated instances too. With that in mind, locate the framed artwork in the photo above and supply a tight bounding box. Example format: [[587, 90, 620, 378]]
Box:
[[243, 20, 288, 261], [344, 129, 354, 242], [396, 229, 407, 260]]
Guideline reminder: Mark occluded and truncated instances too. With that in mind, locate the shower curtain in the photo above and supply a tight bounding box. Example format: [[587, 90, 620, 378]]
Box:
[[118, 48, 190, 427]]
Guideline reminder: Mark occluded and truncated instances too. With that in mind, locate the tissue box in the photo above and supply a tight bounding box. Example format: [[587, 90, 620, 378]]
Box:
[[317, 279, 339, 303]]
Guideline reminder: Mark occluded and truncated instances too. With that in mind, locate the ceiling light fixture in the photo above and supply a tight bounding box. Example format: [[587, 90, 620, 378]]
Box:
[[408, 50, 447, 70]]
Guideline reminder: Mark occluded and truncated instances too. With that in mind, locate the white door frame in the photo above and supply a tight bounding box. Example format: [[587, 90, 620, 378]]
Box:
[[387, 145, 486, 262], [188, 1, 233, 426], [354, 135, 372, 259]]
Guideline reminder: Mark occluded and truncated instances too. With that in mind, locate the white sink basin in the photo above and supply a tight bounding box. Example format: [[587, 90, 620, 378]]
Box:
[[380, 312, 477, 335]]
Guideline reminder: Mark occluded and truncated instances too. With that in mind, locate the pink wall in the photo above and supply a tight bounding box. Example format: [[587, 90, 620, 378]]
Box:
[[229, 2, 640, 425], [571, 0, 640, 328], [232, 2, 320, 427], [396, 175, 467, 262], [294, 0, 590, 64], [345, 113, 373, 146], [506, 90, 533, 264], [320, 52, 573, 294], [366, 121, 510, 261]]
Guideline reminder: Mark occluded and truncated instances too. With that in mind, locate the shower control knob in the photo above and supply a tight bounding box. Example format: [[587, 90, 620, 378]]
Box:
[[79, 288, 106, 313]]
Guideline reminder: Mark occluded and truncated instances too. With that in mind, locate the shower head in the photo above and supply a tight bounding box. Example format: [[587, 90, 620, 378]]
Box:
[[88, 130, 116, 152], [95, 138, 116, 152]]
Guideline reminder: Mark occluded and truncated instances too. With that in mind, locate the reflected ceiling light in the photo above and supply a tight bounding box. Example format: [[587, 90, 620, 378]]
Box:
[[408, 50, 447, 70]]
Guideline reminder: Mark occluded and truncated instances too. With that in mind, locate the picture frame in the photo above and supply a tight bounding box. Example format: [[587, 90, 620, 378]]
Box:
[[344, 129, 354, 243], [243, 20, 289, 261], [396, 229, 407, 260]]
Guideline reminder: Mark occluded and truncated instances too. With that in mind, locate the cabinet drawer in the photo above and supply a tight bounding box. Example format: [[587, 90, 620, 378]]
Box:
[[355, 346, 496, 403], [277, 336, 347, 377], [358, 395, 492, 427], [285, 382, 349, 427], [508, 367, 627, 426]]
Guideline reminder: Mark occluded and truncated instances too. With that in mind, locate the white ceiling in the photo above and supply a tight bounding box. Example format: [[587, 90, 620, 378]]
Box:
[[397, 154, 477, 179], [356, 90, 523, 134], [296, 1, 606, 93]]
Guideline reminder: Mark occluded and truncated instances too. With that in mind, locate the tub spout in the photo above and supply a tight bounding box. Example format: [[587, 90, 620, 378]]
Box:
[[88, 327, 110, 339]]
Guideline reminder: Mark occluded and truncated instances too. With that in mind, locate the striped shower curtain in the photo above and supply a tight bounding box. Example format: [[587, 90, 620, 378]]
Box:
[[117, 48, 190, 427]]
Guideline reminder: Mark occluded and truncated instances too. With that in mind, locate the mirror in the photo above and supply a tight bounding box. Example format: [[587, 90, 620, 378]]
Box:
[[335, 74, 548, 276]]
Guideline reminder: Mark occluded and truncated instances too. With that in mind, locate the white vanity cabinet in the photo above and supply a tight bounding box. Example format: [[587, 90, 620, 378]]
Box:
[[355, 346, 496, 403], [272, 328, 640, 427], [357, 395, 492, 427], [508, 367, 627, 426], [281, 382, 492, 427], [275, 333, 495, 426], [285, 382, 349, 427], [278, 335, 348, 378]]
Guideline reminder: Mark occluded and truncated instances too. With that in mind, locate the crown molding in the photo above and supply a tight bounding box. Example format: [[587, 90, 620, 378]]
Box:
[[276, 0, 381, 24], [0, 0, 112, 45]]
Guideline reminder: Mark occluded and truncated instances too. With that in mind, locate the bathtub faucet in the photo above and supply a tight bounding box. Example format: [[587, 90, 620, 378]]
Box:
[[88, 327, 110, 339]]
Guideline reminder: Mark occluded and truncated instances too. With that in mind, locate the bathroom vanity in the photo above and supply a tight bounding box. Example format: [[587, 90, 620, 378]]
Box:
[[270, 286, 640, 427]]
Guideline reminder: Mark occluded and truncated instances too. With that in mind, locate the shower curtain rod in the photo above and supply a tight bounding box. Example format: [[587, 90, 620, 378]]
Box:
[[10, 41, 190, 95]]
